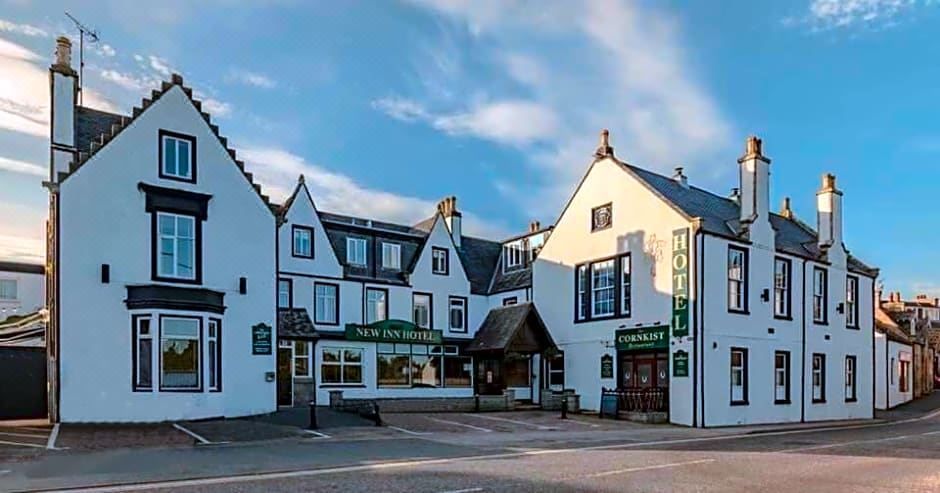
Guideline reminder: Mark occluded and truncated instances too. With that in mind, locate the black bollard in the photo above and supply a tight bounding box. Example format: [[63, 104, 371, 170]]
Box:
[[561, 396, 568, 419], [308, 401, 318, 430], [372, 402, 382, 426]]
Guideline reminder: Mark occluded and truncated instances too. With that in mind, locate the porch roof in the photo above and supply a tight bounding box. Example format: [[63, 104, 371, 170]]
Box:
[[466, 302, 557, 355]]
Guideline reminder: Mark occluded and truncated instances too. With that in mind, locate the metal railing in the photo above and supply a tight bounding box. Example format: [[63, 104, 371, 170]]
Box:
[[602, 386, 668, 413]]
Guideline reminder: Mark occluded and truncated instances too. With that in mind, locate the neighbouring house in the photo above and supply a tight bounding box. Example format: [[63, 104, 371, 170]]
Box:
[[881, 291, 937, 399], [0, 261, 45, 322], [273, 176, 560, 409], [533, 131, 878, 427], [875, 296, 914, 409], [44, 37, 277, 422]]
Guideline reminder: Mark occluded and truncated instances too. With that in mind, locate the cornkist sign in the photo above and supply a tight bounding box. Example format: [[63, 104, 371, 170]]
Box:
[[672, 228, 690, 338], [615, 325, 669, 351], [345, 320, 443, 345]]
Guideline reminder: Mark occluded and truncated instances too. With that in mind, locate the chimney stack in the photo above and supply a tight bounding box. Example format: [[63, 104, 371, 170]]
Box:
[[437, 196, 462, 247], [593, 129, 614, 159], [672, 167, 688, 188], [737, 135, 771, 226], [49, 35, 78, 182], [528, 220, 541, 233], [816, 173, 843, 253]]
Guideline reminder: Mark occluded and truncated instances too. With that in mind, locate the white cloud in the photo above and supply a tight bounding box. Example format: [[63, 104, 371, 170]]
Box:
[[0, 201, 45, 263], [0, 37, 115, 137], [374, 96, 559, 146], [790, 0, 932, 30], [99, 69, 148, 91], [197, 94, 233, 118], [228, 69, 277, 89], [148, 55, 172, 76], [394, 0, 732, 217], [0, 19, 48, 37], [96, 43, 116, 57], [0, 155, 45, 177], [238, 145, 508, 238]]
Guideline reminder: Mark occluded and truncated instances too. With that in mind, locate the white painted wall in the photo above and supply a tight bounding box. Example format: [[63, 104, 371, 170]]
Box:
[[533, 157, 693, 423], [874, 334, 913, 410], [57, 86, 276, 422], [0, 269, 44, 322], [277, 183, 343, 279], [488, 288, 529, 310]]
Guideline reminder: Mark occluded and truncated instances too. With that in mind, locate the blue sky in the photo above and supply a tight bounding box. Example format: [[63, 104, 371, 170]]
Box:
[[0, 0, 938, 298]]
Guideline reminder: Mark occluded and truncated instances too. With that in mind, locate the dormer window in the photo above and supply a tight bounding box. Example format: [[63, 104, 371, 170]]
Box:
[[347, 237, 367, 266], [159, 130, 196, 182], [382, 242, 401, 270], [504, 242, 524, 271]]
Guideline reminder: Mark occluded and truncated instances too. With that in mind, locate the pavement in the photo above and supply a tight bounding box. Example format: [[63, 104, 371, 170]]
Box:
[[1, 395, 939, 492]]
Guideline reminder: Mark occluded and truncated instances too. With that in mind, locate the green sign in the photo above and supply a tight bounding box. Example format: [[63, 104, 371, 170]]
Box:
[[600, 354, 614, 379], [672, 228, 690, 338], [345, 319, 442, 345], [673, 350, 689, 377], [252, 323, 273, 355], [615, 325, 669, 351]]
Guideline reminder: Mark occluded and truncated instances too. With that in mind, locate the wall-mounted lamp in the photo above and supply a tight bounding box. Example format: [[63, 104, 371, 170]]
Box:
[[239, 277, 247, 295], [100, 264, 110, 284], [761, 289, 770, 302], [837, 303, 845, 314]]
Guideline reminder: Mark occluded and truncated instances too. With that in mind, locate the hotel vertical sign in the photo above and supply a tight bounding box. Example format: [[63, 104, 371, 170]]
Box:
[[672, 228, 690, 338]]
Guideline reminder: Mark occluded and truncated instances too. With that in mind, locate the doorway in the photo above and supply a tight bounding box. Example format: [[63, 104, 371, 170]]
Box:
[[618, 352, 668, 389], [277, 346, 292, 406]]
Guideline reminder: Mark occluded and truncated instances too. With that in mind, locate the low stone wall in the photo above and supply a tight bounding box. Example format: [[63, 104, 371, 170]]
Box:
[[328, 390, 518, 413], [618, 411, 668, 424], [540, 389, 581, 412]]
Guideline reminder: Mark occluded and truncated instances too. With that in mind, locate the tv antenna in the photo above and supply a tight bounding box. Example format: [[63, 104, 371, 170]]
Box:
[[64, 12, 99, 105]]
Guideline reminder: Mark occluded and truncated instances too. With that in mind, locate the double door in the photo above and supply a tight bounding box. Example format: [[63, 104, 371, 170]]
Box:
[[619, 352, 668, 389]]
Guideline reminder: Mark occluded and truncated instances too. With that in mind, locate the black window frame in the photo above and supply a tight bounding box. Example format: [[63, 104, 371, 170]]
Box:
[[727, 245, 749, 314], [431, 247, 449, 275], [151, 210, 203, 285], [278, 278, 293, 309], [730, 347, 749, 406], [131, 314, 153, 392], [291, 225, 314, 259], [574, 254, 632, 323], [207, 318, 222, 393], [844, 355, 857, 402], [813, 267, 829, 325], [773, 257, 792, 320], [448, 296, 468, 333], [158, 314, 204, 393], [502, 296, 518, 306], [314, 282, 340, 326], [158, 129, 197, 183], [591, 202, 613, 232], [846, 275, 859, 329], [812, 353, 826, 403], [381, 241, 401, 270], [365, 287, 389, 324], [412, 292, 433, 329], [774, 350, 791, 404]]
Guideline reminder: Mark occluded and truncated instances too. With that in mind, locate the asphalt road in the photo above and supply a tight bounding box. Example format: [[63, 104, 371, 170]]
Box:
[[4, 407, 935, 493]]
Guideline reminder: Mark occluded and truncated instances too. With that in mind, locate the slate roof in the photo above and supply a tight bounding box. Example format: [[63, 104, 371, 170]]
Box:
[[466, 302, 556, 353], [621, 162, 878, 277], [490, 261, 531, 294], [75, 106, 125, 158], [0, 311, 45, 347], [278, 308, 318, 339], [0, 261, 44, 275], [457, 236, 503, 294]]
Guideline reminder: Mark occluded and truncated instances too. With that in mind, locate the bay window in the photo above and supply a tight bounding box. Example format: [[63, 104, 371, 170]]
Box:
[[0, 279, 17, 300], [160, 317, 201, 390], [207, 319, 221, 392], [132, 316, 153, 391]]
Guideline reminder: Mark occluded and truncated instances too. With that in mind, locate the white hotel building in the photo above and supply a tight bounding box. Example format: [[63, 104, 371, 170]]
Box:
[[533, 132, 877, 427], [41, 36, 876, 426]]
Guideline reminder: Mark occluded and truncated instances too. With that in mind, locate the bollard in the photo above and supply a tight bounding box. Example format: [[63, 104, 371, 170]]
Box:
[[308, 401, 318, 430], [372, 402, 382, 426], [561, 396, 568, 419]]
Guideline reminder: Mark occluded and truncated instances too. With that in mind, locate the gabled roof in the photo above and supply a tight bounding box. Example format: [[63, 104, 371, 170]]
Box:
[[466, 302, 557, 354], [876, 306, 913, 345], [457, 235, 503, 294], [619, 161, 877, 277], [65, 74, 273, 210], [278, 308, 318, 340]]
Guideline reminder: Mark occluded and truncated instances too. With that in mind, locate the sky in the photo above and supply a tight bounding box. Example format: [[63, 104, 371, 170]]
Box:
[[0, 0, 938, 298]]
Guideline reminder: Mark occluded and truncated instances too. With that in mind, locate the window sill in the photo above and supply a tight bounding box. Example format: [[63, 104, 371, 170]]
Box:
[[292, 254, 314, 260], [730, 400, 749, 407], [773, 315, 793, 321], [846, 326, 860, 330], [845, 398, 858, 403], [813, 321, 829, 326], [812, 399, 827, 404], [315, 321, 340, 327], [574, 313, 631, 324], [728, 309, 750, 315], [320, 384, 366, 388], [159, 388, 204, 393], [774, 399, 791, 405]]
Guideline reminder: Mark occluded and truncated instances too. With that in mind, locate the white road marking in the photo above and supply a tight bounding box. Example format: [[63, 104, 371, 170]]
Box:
[[775, 432, 929, 454], [0, 439, 47, 449], [172, 423, 212, 445], [46, 423, 60, 450], [27, 412, 940, 493], [302, 430, 331, 439], [575, 459, 716, 479], [462, 413, 556, 430], [0, 470, 11, 476], [559, 418, 600, 428], [387, 426, 432, 436], [426, 417, 492, 433], [438, 488, 484, 493]]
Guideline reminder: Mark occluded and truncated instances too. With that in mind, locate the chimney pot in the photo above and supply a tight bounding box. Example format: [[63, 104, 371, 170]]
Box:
[[672, 167, 688, 187], [594, 128, 614, 158], [53, 36, 74, 72], [745, 135, 762, 157], [780, 197, 794, 219], [729, 187, 740, 202], [529, 220, 541, 233]]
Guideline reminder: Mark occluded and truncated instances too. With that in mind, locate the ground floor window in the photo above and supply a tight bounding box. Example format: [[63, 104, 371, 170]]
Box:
[[293, 341, 311, 377], [812, 353, 826, 403], [321, 347, 363, 384], [377, 344, 469, 388], [208, 319, 221, 392], [547, 354, 564, 389], [730, 347, 748, 405], [899, 359, 910, 393], [844, 355, 856, 402], [774, 350, 790, 404], [133, 316, 153, 391], [160, 317, 201, 391]]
